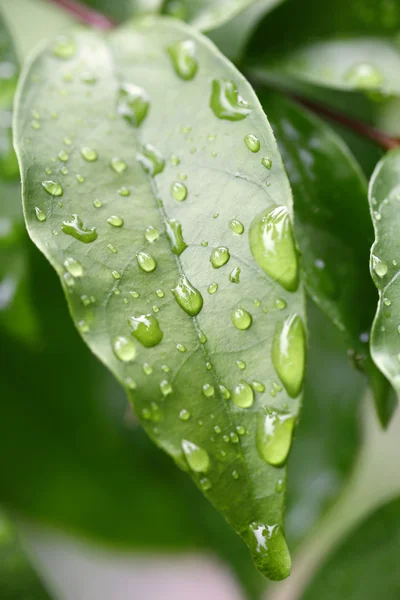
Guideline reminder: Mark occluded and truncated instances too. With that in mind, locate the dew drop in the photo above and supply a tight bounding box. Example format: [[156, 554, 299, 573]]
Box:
[[249, 205, 299, 292], [208, 282, 218, 294], [232, 381, 254, 408], [248, 522, 291, 581], [93, 199, 103, 208], [62, 214, 97, 243], [252, 380, 265, 393], [156, 288, 165, 298], [64, 257, 83, 277], [78, 319, 89, 333], [168, 39, 198, 81], [128, 313, 163, 347], [210, 246, 230, 268], [272, 313, 305, 398], [143, 362, 153, 375], [172, 275, 203, 316], [200, 477, 212, 491], [176, 343, 186, 353], [107, 243, 117, 253], [34, 206, 46, 222], [372, 254, 388, 278], [52, 36, 76, 59], [80, 146, 98, 162], [110, 157, 127, 174], [76, 174, 85, 183], [274, 298, 287, 310], [58, 150, 69, 162], [61, 166, 68, 175], [117, 83, 150, 127], [144, 225, 159, 243], [170, 153, 180, 166], [118, 187, 130, 197], [236, 360, 246, 370], [179, 409, 191, 421], [42, 180, 63, 196], [112, 270, 121, 280], [231, 307, 252, 330], [232, 470, 239, 479], [107, 215, 124, 228], [137, 144, 165, 177], [160, 379, 173, 396], [182, 439, 210, 472], [257, 409, 296, 466], [171, 181, 187, 202], [202, 383, 215, 398], [165, 219, 187, 256], [210, 79, 251, 121], [112, 335, 136, 362], [244, 134, 260, 152], [229, 267, 241, 283], [344, 63, 384, 89], [130, 290, 139, 298], [261, 157, 272, 170], [198, 331, 207, 344], [136, 251, 157, 273], [229, 219, 244, 234], [218, 384, 230, 399]]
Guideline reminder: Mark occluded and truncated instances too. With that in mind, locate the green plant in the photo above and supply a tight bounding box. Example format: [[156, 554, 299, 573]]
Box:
[[1, 0, 400, 598]]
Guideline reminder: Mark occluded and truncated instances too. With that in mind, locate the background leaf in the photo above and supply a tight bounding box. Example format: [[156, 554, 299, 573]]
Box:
[[368, 148, 400, 402], [246, 0, 400, 94]]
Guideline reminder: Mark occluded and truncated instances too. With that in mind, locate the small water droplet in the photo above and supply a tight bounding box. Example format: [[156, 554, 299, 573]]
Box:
[[137, 144, 165, 176], [206, 361, 212, 371], [168, 39, 198, 80], [244, 134, 260, 152], [232, 380, 254, 408], [35, 206, 46, 222], [171, 181, 187, 201], [76, 174, 85, 183], [107, 215, 124, 228], [136, 251, 157, 273], [274, 298, 287, 310], [170, 154, 180, 166], [236, 425, 245, 436], [250, 205, 299, 292], [210, 79, 251, 121], [182, 439, 210, 472], [229, 219, 244, 234], [78, 319, 89, 333], [125, 377, 136, 390], [128, 313, 163, 347], [110, 157, 127, 174], [202, 383, 215, 398], [231, 307, 252, 330], [248, 522, 290, 581], [198, 331, 207, 344], [52, 36, 76, 59], [344, 63, 384, 89], [64, 257, 83, 277], [61, 166, 69, 175], [118, 83, 150, 127], [236, 360, 246, 370], [107, 243, 117, 253], [62, 214, 97, 243], [179, 409, 191, 421], [232, 470, 239, 479], [261, 157, 272, 170], [229, 267, 241, 283], [218, 384, 230, 399], [176, 343, 186, 352], [165, 219, 187, 256], [93, 199, 103, 208], [172, 275, 203, 316], [272, 313, 305, 398], [63, 272, 75, 287], [144, 225, 159, 243], [112, 335, 136, 362], [252, 380, 265, 393], [42, 180, 63, 196], [155, 288, 165, 298], [275, 479, 284, 493], [143, 362, 153, 375], [80, 146, 98, 161], [208, 282, 218, 294], [257, 409, 296, 466], [384, 297, 392, 306], [200, 477, 212, 491], [118, 186, 130, 197], [130, 290, 140, 299], [112, 270, 121, 280], [160, 379, 173, 396], [372, 254, 388, 277], [58, 150, 69, 162], [210, 246, 230, 268]]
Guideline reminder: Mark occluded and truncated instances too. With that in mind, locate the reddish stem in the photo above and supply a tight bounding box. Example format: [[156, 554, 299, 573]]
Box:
[[291, 93, 400, 151], [48, 0, 115, 30]]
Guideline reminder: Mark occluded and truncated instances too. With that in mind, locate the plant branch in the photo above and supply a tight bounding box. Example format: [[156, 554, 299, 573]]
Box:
[[290, 93, 400, 151], [48, 0, 115, 30]]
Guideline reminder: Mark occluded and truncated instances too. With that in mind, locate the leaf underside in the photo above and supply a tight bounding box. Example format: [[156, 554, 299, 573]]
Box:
[[15, 16, 306, 580]]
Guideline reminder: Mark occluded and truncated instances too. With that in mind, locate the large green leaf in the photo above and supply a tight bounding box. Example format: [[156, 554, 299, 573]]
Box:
[[368, 149, 400, 403], [246, 0, 400, 94], [301, 496, 400, 600], [260, 92, 393, 424], [14, 17, 306, 580]]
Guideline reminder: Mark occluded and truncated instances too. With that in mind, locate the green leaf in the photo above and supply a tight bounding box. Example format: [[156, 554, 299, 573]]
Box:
[[163, 0, 278, 33], [82, 0, 163, 22], [286, 301, 365, 545], [368, 149, 400, 405], [260, 92, 393, 425], [0, 11, 38, 344], [208, 0, 285, 62], [14, 17, 306, 580], [0, 510, 52, 600], [301, 496, 400, 600], [246, 0, 400, 94]]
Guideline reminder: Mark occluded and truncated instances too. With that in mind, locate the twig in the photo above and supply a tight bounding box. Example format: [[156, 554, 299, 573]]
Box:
[[48, 0, 116, 30], [291, 93, 400, 151]]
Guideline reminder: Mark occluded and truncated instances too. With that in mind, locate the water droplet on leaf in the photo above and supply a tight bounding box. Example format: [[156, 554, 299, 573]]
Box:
[[232, 380, 254, 408], [231, 307, 252, 330], [62, 214, 97, 243], [229, 267, 241, 283], [257, 409, 296, 466], [81, 146, 98, 161], [272, 313, 305, 397], [244, 134, 260, 152], [210, 79, 251, 121], [229, 219, 244, 234], [137, 251, 157, 273], [107, 215, 124, 227], [166, 219, 187, 256], [182, 439, 210, 472], [128, 313, 163, 347], [168, 39, 198, 81], [171, 181, 187, 201], [35, 207, 46, 222], [137, 144, 165, 176], [172, 275, 203, 316], [110, 157, 127, 174], [113, 335, 136, 362], [210, 246, 230, 268], [42, 180, 63, 196], [118, 83, 150, 127], [64, 257, 83, 277], [144, 225, 159, 243]]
